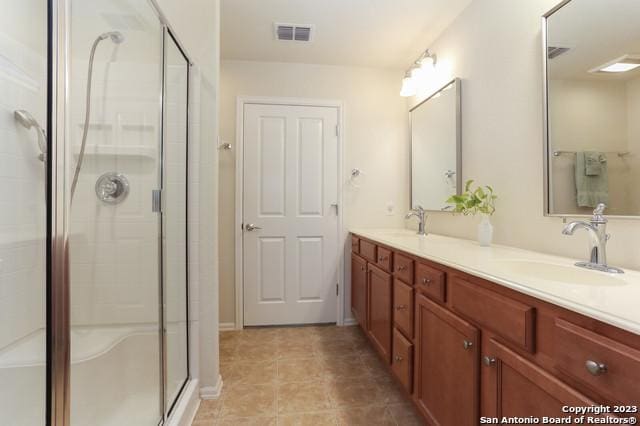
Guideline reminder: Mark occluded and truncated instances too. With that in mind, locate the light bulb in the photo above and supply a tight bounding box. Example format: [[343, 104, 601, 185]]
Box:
[[420, 56, 435, 68], [400, 76, 416, 97]]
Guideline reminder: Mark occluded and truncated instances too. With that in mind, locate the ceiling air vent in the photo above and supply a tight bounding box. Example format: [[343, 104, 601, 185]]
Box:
[[274, 23, 314, 42], [547, 46, 570, 60]]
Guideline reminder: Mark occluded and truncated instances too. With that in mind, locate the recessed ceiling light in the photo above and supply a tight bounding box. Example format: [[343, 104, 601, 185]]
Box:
[[599, 63, 640, 73], [590, 54, 640, 73]]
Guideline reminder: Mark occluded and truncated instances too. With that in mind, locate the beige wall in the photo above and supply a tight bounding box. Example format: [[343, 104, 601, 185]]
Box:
[[219, 60, 409, 324], [408, 0, 640, 269], [549, 79, 631, 215]]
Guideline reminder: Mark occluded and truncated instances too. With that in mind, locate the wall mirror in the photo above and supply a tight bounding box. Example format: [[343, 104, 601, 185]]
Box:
[[411, 78, 461, 211], [544, 0, 640, 217]]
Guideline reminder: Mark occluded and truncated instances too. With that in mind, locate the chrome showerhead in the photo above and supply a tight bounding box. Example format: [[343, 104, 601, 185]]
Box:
[[14, 110, 38, 129], [99, 31, 125, 44], [14, 110, 47, 161]]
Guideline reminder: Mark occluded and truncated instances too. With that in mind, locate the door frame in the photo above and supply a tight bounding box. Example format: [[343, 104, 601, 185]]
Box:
[[234, 96, 345, 330]]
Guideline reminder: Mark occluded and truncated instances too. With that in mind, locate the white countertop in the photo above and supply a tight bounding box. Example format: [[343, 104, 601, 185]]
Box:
[[351, 228, 640, 335]]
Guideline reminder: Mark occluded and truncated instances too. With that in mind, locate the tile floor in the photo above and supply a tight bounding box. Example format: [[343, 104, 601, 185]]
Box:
[[192, 325, 424, 425]]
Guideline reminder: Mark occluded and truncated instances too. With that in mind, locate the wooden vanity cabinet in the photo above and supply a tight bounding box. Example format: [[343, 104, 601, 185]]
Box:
[[414, 294, 479, 425], [349, 233, 640, 425], [367, 263, 393, 363], [350, 253, 367, 329], [482, 338, 606, 420]]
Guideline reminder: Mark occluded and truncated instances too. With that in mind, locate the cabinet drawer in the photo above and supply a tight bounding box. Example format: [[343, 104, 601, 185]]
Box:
[[554, 318, 640, 406], [415, 262, 445, 303], [360, 240, 377, 263], [392, 328, 413, 394], [394, 253, 414, 284], [393, 279, 414, 338], [376, 246, 393, 272], [351, 235, 360, 254], [450, 276, 535, 352]]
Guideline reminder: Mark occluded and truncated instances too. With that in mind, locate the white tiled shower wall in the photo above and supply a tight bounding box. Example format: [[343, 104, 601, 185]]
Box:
[[68, 57, 163, 326], [0, 30, 47, 350]]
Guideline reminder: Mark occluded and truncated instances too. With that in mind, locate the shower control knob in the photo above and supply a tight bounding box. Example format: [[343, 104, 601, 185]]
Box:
[[95, 172, 130, 204]]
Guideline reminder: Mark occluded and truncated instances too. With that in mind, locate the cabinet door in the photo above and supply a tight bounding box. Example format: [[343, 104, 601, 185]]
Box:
[[351, 253, 367, 328], [414, 294, 479, 426], [482, 338, 614, 421], [367, 264, 393, 363]]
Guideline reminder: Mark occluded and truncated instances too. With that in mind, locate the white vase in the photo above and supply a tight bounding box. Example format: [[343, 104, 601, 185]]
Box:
[[477, 214, 493, 247]]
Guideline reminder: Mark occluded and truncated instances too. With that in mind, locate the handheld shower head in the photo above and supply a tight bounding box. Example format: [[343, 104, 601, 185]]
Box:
[[14, 110, 47, 161], [14, 110, 38, 129], [99, 31, 125, 44]]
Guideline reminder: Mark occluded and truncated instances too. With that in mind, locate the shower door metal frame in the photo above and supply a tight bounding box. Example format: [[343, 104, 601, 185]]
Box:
[[47, 0, 195, 425], [160, 27, 192, 422], [49, 0, 71, 423]]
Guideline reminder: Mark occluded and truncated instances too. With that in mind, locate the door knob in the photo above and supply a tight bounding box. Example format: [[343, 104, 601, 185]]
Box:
[[585, 360, 607, 376], [483, 356, 496, 366], [245, 223, 262, 232]]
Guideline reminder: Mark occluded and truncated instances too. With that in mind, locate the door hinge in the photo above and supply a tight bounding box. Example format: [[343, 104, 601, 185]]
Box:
[[336, 283, 339, 296], [152, 189, 162, 213]]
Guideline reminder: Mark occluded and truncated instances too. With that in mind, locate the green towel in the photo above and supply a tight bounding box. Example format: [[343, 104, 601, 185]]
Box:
[[575, 152, 609, 208], [584, 151, 603, 176]]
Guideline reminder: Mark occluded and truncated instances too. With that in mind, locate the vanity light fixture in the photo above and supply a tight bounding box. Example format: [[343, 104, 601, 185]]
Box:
[[589, 54, 640, 73], [400, 49, 438, 97], [400, 71, 416, 97]]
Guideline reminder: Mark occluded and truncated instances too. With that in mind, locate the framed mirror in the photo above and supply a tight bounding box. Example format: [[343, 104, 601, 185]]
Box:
[[544, 0, 640, 217], [410, 78, 461, 211]]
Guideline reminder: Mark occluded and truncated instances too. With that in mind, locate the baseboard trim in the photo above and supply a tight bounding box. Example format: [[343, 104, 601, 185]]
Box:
[[219, 322, 236, 331], [200, 374, 223, 400], [343, 317, 357, 326], [166, 378, 200, 426]]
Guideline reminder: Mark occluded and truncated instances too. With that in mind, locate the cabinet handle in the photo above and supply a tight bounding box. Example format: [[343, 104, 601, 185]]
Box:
[[422, 277, 432, 285], [361, 266, 365, 271], [394, 355, 403, 362], [463, 340, 473, 350], [378, 256, 388, 262], [397, 265, 406, 271], [395, 304, 407, 311], [483, 356, 496, 366], [585, 360, 607, 376]]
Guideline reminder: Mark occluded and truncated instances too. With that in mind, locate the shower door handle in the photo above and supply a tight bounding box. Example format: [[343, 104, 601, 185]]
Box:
[[152, 189, 162, 213]]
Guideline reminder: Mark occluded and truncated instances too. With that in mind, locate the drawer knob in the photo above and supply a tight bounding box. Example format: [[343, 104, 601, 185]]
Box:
[[585, 360, 607, 376], [397, 265, 406, 271], [422, 278, 432, 285], [395, 304, 408, 311], [463, 340, 473, 350], [378, 256, 388, 262], [482, 356, 496, 366], [394, 355, 403, 362]]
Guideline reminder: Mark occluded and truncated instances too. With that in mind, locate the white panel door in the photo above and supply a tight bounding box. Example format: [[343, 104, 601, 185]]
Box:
[[243, 103, 339, 326]]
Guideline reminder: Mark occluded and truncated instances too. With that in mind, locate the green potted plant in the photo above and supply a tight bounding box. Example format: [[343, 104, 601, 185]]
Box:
[[446, 180, 497, 246]]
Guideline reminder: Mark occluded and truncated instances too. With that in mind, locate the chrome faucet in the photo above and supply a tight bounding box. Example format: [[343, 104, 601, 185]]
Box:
[[406, 206, 427, 236], [562, 203, 623, 274]]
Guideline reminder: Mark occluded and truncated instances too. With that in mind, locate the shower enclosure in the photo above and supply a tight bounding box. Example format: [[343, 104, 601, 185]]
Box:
[[0, 0, 192, 424]]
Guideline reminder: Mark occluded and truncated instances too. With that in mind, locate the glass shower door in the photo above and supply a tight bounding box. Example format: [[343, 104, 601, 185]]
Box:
[[68, 0, 163, 424], [0, 1, 48, 424], [163, 30, 189, 415]]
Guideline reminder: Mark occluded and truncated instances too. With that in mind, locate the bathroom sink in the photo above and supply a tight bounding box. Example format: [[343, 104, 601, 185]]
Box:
[[491, 260, 627, 287]]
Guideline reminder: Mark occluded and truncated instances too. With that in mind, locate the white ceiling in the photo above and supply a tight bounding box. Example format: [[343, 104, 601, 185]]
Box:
[[548, 0, 640, 81], [221, 0, 473, 69]]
